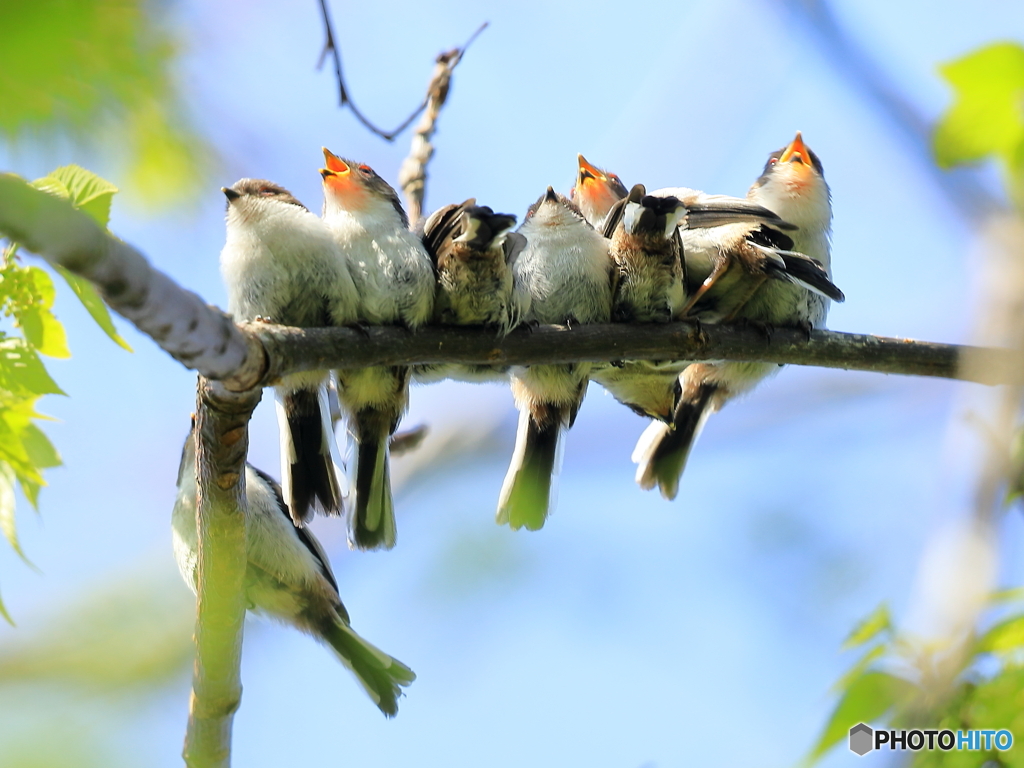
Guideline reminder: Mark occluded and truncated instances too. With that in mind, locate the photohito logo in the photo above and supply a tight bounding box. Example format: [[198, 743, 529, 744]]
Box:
[[848, 724, 1013, 756]]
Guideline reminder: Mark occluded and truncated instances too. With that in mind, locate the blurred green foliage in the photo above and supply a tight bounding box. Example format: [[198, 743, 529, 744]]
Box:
[[806, 40, 1024, 765], [0, 571, 194, 768], [0, 0, 212, 203], [0, 165, 131, 621], [807, 595, 1024, 767], [933, 42, 1024, 210]]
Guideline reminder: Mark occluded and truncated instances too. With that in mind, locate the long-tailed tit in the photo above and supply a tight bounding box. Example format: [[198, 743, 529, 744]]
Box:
[[320, 149, 435, 550], [219, 179, 354, 525], [171, 427, 415, 716]]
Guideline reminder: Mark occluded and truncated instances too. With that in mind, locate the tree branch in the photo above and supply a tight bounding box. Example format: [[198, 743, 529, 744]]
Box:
[[254, 322, 1024, 387], [397, 23, 486, 222], [183, 379, 262, 768], [317, 0, 484, 145], [0, 173, 266, 391]]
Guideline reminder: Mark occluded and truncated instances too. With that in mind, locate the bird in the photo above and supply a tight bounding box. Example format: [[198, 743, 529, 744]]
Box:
[[571, 154, 628, 231], [634, 132, 838, 500], [171, 425, 415, 717], [320, 148, 435, 550], [219, 178, 354, 526], [497, 187, 613, 531], [588, 184, 691, 422], [413, 199, 529, 383], [578, 167, 810, 424]]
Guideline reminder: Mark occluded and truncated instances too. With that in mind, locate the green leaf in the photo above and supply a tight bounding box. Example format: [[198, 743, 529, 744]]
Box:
[[976, 614, 1024, 653], [31, 164, 118, 228], [12, 267, 70, 359], [0, 589, 12, 626], [0, 462, 31, 566], [806, 671, 913, 764], [53, 267, 132, 352], [833, 643, 887, 693], [842, 603, 892, 650], [934, 43, 1024, 168], [0, 339, 65, 397], [20, 424, 60, 472]]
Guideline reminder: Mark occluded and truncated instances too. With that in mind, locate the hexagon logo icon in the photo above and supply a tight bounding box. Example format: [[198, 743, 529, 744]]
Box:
[[849, 723, 874, 756]]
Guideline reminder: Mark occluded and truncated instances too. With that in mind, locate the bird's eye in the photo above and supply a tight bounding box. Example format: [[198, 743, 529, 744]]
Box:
[[358, 165, 373, 175], [258, 187, 277, 196], [609, 174, 622, 184], [768, 158, 778, 166]]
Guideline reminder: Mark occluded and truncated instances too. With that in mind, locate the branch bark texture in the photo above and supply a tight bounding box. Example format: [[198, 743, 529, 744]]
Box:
[[183, 380, 262, 768], [0, 173, 266, 390], [256, 322, 1024, 387]]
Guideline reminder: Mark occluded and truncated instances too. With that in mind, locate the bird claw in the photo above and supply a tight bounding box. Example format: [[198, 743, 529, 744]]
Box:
[[688, 318, 710, 347]]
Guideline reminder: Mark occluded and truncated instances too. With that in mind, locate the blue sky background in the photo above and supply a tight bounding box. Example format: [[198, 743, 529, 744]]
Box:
[[2, 1, 1024, 765]]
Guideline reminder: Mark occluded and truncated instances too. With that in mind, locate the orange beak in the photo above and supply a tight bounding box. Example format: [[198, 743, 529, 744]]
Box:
[[778, 131, 809, 165], [321, 147, 351, 177], [577, 153, 603, 183]]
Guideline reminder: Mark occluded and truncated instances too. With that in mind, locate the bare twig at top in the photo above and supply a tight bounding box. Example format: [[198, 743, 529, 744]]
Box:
[[317, 0, 486, 143]]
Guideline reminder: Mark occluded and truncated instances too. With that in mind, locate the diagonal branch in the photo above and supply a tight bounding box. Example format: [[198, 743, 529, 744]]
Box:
[[397, 23, 487, 221]]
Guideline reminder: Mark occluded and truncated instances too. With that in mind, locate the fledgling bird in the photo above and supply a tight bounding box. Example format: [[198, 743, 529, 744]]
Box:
[[219, 178, 354, 525], [171, 427, 415, 717], [572, 154, 629, 231], [497, 188, 614, 531], [413, 199, 529, 383], [589, 184, 690, 423], [585, 170, 802, 424], [634, 132, 837, 499], [320, 149, 435, 550]]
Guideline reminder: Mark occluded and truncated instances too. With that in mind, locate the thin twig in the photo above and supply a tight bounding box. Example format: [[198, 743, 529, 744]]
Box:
[[397, 25, 486, 222], [317, 0, 485, 143]]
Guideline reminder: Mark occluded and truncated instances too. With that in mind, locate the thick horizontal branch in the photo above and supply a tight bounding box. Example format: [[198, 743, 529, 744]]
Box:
[[255, 322, 1024, 387]]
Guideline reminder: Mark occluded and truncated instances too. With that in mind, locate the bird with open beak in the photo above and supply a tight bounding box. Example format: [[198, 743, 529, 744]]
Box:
[[320, 149, 435, 550], [572, 154, 629, 231], [635, 132, 838, 500], [218, 178, 354, 526], [172, 424, 415, 716], [497, 187, 614, 531], [414, 199, 530, 383], [574, 158, 809, 425]]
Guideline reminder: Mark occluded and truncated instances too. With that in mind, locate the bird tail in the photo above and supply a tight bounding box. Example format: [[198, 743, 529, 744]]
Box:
[[632, 382, 718, 500], [317, 616, 416, 718], [276, 383, 347, 525], [348, 408, 397, 550], [496, 405, 567, 531], [755, 245, 845, 302]]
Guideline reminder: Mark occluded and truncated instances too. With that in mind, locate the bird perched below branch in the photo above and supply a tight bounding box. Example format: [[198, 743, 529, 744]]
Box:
[[171, 426, 415, 717]]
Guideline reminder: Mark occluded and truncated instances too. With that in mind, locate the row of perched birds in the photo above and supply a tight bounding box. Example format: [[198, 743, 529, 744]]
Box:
[[172, 132, 840, 717]]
